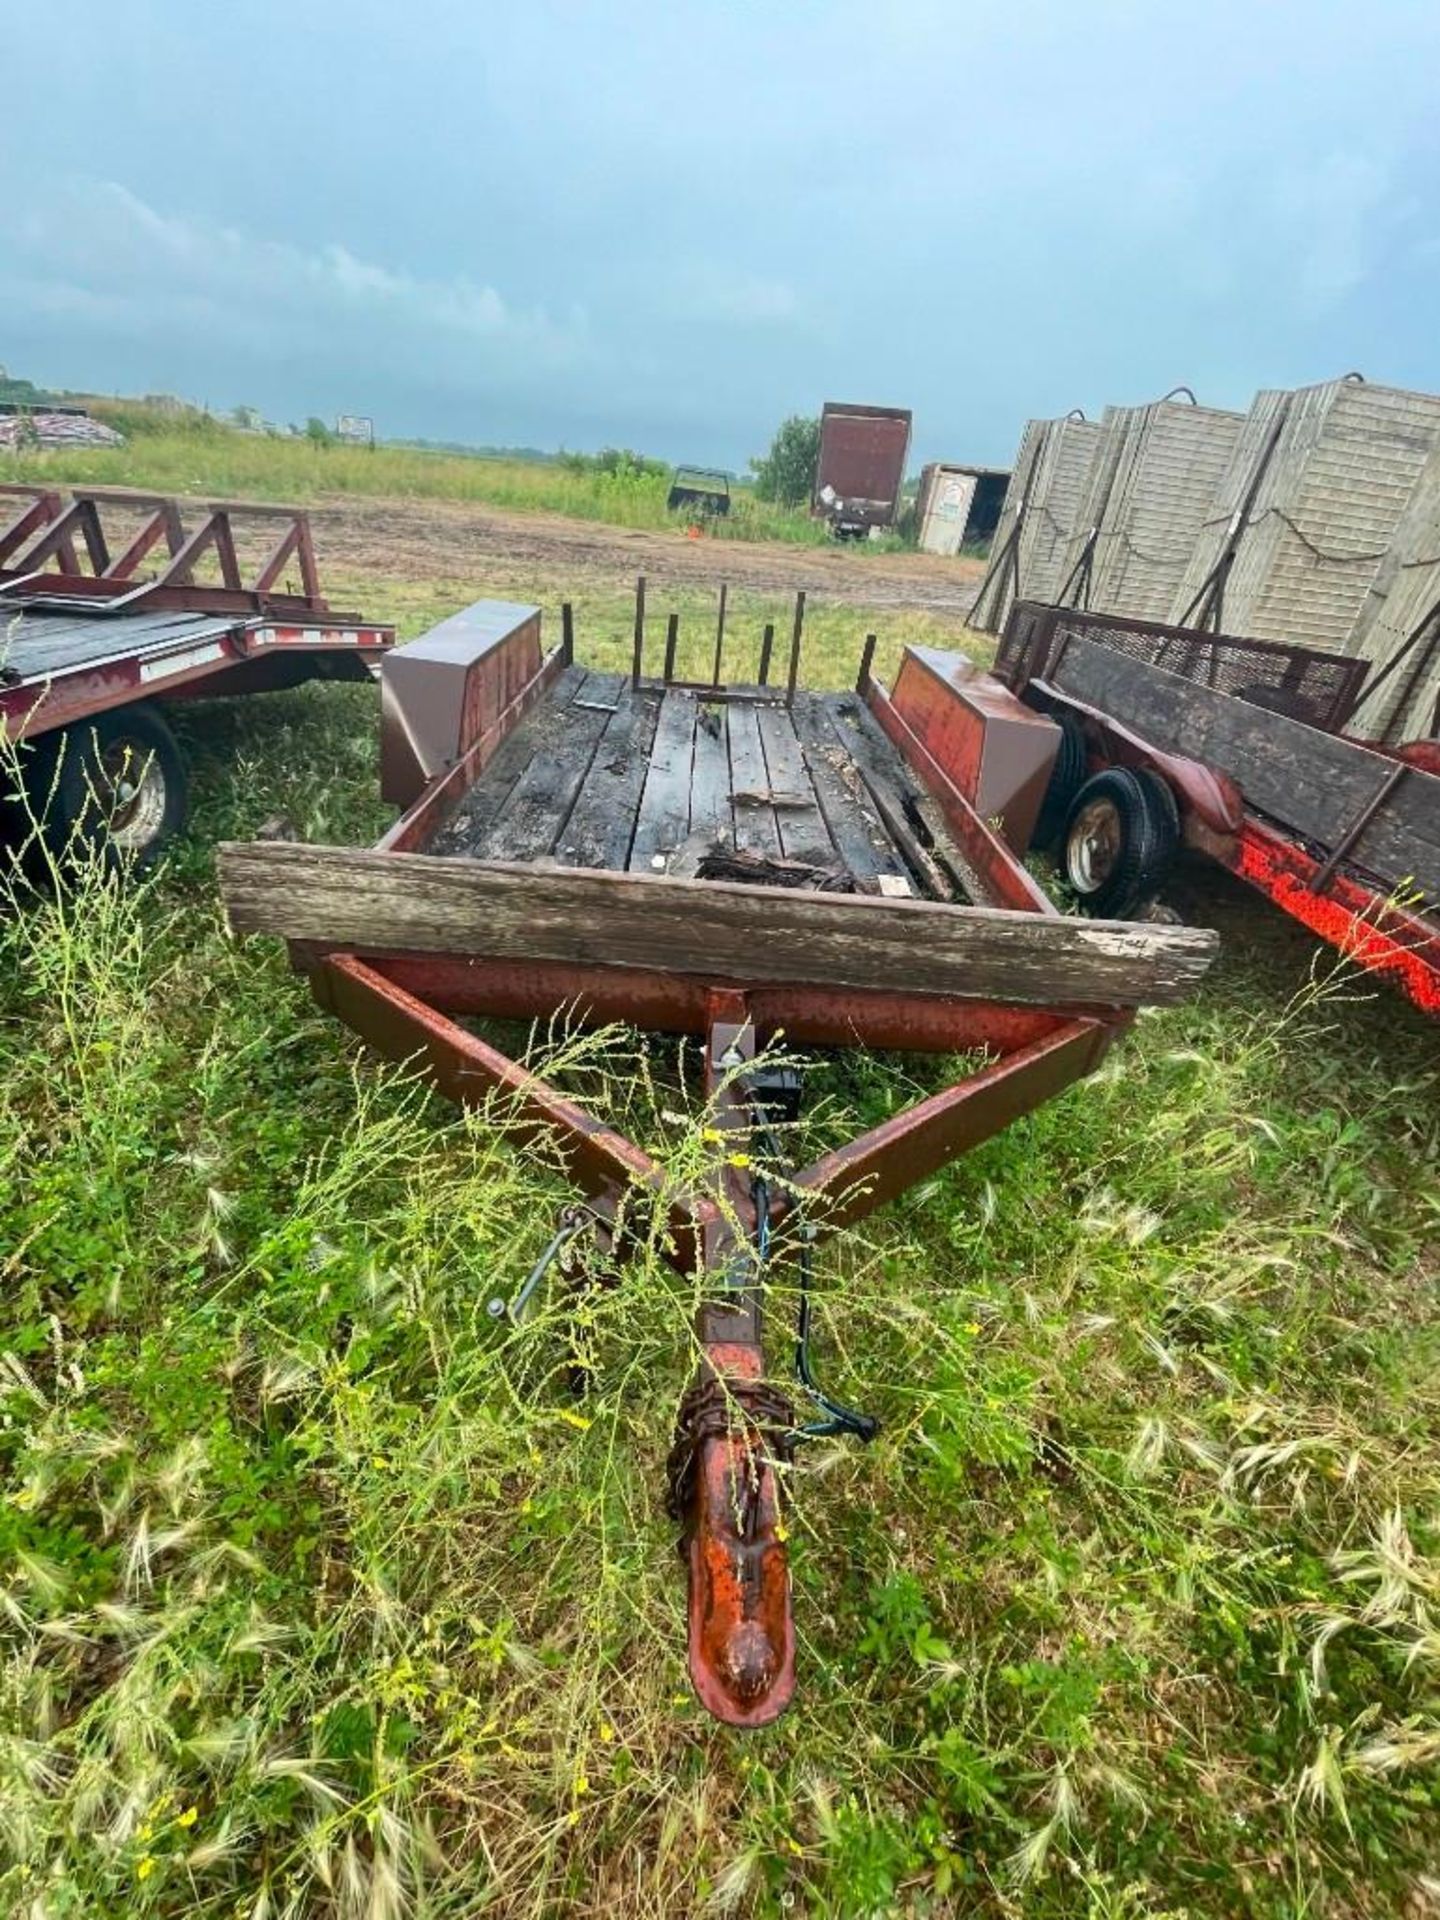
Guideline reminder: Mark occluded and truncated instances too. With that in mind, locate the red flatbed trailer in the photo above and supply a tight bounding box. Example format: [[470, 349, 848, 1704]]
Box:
[[0, 484, 393, 864], [994, 602, 1440, 1018], [218, 583, 1214, 1727]]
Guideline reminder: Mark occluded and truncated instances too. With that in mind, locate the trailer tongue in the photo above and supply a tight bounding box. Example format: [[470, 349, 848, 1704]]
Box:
[[219, 587, 1215, 1726]]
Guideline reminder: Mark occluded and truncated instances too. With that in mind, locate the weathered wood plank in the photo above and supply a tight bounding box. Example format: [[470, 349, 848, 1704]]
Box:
[[789, 692, 911, 892], [819, 694, 958, 898], [218, 842, 1218, 1008], [556, 679, 663, 870], [727, 701, 783, 858], [483, 672, 616, 861], [755, 704, 835, 864], [824, 693, 994, 904], [1047, 636, 1440, 899], [629, 688, 696, 870], [688, 699, 734, 850], [426, 663, 586, 858]]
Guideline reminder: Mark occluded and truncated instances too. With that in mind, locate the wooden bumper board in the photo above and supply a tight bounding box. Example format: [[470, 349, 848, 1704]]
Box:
[[218, 842, 1216, 1010]]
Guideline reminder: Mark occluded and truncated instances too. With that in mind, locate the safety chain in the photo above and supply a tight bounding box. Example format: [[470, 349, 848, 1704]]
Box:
[[665, 1376, 797, 1525]]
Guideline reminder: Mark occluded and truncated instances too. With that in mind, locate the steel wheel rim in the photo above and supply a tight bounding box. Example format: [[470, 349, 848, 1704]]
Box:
[[96, 739, 168, 850], [1066, 796, 1123, 894]]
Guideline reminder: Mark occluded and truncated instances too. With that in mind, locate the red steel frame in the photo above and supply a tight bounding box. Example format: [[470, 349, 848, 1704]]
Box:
[[993, 603, 1440, 1018], [276, 609, 1132, 1728], [0, 486, 394, 742], [1035, 689, 1440, 1017]]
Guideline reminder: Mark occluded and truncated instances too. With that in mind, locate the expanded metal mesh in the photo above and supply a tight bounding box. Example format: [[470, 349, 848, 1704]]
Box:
[[996, 601, 1369, 733]]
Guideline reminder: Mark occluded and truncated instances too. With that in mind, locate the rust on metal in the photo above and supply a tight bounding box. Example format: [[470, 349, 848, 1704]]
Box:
[[670, 996, 795, 1727], [0, 486, 335, 618], [216, 585, 1212, 1727]]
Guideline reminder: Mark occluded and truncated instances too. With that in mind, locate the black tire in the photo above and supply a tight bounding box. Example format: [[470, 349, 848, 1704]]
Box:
[[1032, 712, 1088, 851], [1062, 766, 1178, 918], [38, 703, 187, 873]]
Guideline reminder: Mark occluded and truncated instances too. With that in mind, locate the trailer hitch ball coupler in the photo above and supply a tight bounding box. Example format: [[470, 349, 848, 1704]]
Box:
[[668, 1375, 797, 1727]]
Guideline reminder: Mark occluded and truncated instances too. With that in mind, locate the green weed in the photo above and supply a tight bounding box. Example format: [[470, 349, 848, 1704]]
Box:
[[0, 655, 1437, 1917]]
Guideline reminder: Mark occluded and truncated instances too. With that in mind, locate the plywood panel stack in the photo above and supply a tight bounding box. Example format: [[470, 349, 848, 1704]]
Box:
[[1167, 389, 1292, 628], [1060, 399, 1245, 623], [972, 414, 1102, 631], [1346, 437, 1440, 740], [1179, 379, 1440, 655], [1021, 416, 1102, 608]]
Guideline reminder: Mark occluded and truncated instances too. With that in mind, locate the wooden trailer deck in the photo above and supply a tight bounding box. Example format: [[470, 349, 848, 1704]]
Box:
[[219, 593, 1221, 1733], [423, 666, 991, 903]]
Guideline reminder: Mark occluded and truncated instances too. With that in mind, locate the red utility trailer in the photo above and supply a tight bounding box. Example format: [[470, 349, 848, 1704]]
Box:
[[995, 602, 1440, 1017], [0, 484, 393, 866], [219, 583, 1214, 1727]]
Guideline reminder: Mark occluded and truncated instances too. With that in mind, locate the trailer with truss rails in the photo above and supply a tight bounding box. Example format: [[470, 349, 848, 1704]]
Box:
[[217, 577, 1216, 1727], [0, 484, 394, 867]]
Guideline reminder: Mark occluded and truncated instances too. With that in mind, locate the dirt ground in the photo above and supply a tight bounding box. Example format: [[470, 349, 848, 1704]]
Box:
[[309, 494, 986, 613]]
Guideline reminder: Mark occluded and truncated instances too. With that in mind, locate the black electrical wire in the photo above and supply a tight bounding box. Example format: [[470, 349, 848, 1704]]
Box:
[[750, 1113, 878, 1444]]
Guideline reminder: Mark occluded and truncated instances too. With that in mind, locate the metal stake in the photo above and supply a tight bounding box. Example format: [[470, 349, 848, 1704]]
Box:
[[631, 573, 646, 689], [711, 582, 728, 687], [785, 591, 806, 709]]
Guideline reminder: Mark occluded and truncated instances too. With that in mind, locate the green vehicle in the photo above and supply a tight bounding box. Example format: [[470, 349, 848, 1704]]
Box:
[[666, 466, 731, 518]]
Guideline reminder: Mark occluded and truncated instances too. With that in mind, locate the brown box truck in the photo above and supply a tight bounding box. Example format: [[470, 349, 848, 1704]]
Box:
[[813, 401, 912, 538]]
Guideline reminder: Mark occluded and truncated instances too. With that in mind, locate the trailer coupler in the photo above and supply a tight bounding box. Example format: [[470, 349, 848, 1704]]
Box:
[[667, 1367, 797, 1726]]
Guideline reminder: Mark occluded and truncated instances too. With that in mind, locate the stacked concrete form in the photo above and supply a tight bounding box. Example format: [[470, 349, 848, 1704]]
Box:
[[1059, 399, 1245, 624], [973, 414, 1101, 631], [1169, 379, 1440, 659], [1345, 437, 1440, 740]]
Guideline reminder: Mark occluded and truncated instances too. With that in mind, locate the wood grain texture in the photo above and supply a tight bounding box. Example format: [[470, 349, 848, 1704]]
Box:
[[218, 841, 1218, 1008], [1049, 635, 1440, 898], [755, 703, 833, 863], [629, 688, 696, 870], [789, 692, 912, 891], [726, 701, 783, 858], [558, 683, 663, 869]]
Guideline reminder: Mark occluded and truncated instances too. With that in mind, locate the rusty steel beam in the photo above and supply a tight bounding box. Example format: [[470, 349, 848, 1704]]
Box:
[[0, 488, 63, 566], [314, 953, 716, 1265], [105, 501, 186, 580], [314, 948, 1096, 1054], [674, 992, 795, 1728], [11, 497, 106, 577], [784, 1017, 1111, 1232], [0, 492, 336, 618], [1231, 818, 1440, 1018]]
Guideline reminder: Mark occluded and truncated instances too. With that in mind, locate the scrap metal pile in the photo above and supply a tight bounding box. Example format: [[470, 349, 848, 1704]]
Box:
[[0, 409, 125, 450]]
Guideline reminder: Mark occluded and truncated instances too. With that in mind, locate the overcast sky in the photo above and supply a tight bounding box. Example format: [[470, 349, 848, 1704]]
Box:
[[3, 1, 1439, 470]]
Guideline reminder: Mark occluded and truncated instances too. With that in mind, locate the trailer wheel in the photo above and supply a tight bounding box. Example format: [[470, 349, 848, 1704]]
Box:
[[1062, 766, 1178, 918], [42, 704, 187, 872], [1032, 712, 1088, 850]]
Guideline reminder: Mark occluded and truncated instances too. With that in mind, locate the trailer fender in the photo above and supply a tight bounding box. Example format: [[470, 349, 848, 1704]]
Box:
[[1030, 683, 1243, 836]]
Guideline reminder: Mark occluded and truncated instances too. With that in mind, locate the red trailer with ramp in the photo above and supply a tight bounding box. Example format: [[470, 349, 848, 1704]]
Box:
[[0, 484, 393, 866]]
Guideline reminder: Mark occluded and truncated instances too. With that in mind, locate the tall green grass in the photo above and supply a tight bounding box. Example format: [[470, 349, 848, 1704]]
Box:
[[1, 678, 1437, 1917], [0, 405, 838, 546]]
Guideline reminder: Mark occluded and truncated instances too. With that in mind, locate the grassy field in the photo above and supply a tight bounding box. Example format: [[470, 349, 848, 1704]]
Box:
[[0, 404, 851, 548], [1, 556, 1438, 1919]]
